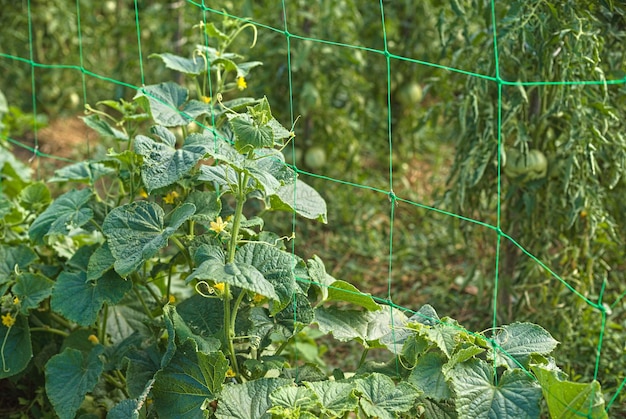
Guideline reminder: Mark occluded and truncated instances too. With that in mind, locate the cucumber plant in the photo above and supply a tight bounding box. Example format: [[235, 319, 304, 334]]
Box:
[[0, 17, 613, 419]]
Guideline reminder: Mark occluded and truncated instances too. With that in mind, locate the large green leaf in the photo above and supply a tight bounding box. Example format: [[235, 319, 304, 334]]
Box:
[[50, 270, 132, 326], [491, 322, 559, 369], [416, 320, 462, 359], [186, 190, 221, 225], [216, 377, 292, 419], [326, 280, 380, 312], [177, 293, 225, 337], [150, 52, 206, 75], [81, 114, 128, 140], [135, 82, 210, 127], [247, 307, 293, 351], [234, 243, 297, 313], [12, 273, 54, 315], [408, 352, 452, 401], [106, 291, 154, 343], [126, 345, 162, 399], [314, 306, 371, 343], [108, 378, 154, 419], [19, 181, 51, 211], [192, 261, 279, 302], [29, 188, 93, 244], [50, 161, 115, 183], [0, 315, 31, 379], [45, 346, 104, 419], [253, 148, 296, 184], [530, 359, 607, 419], [153, 339, 229, 419], [305, 380, 359, 417], [135, 131, 211, 192], [87, 242, 116, 282], [269, 179, 327, 223], [315, 306, 408, 348], [230, 113, 274, 150], [189, 244, 280, 302], [0, 244, 37, 285], [274, 293, 315, 329], [354, 373, 422, 419], [268, 385, 319, 414], [162, 305, 220, 367], [306, 255, 336, 301], [103, 201, 195, 276], [237, 149, 296, 197], [198, 165, 239, 191], [448, 359, 541, 418]]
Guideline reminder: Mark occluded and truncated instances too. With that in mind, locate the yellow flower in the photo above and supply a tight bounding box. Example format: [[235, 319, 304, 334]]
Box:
[[225, 367, 236, 378], [13, 296, 20, 305], [168, 295, 176, 304], [236, 76, 247, 91], [139, 189, 149, 199], [201, 95, 212, 104], [88, 334, 100, 344], [213, 282, 225, 293], [163, 190, 179, 204], [1, 313, 16, 328], [252, 294, 265, 304], [209, 216, 227, 234]]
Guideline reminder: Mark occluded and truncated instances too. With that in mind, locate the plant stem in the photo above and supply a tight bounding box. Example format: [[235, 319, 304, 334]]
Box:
[[357, 348, 369, 369], [29, 327, 70, 337], [171, 235, 193, 272], [132, 286, 154, 320], [222, 172, 249, 380], [99, 303, 109, 344], [226, 173, 248, 263], [49, 312, 72, 330], [222, 285, 239, 379], [103, 372, 130, 397], [230, 289, 246, 331]]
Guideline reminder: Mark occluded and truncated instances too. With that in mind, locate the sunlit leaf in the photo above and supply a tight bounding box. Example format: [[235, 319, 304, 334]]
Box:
[[448, 359, 541, 418], [491, 322, 559, 369], [150, 52, 206, 75], [216, 378, 292, 419], [355, 373, 422, 419], [269, 179, 327, 223]]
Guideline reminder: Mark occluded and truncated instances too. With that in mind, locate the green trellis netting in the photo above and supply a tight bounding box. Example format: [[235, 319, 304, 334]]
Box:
[[1, 1, 625, 417]]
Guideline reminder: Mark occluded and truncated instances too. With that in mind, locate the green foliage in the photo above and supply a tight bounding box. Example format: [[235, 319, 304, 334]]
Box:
[[0, 12, 621, 419], [426, 0, 626, 401]]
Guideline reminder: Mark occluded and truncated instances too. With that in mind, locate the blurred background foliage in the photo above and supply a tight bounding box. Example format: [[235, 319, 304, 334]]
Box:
[[1, 0, 625, 410]]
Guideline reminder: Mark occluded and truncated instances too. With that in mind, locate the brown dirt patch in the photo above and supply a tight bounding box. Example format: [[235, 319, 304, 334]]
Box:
[[13, 115, 91, 172]]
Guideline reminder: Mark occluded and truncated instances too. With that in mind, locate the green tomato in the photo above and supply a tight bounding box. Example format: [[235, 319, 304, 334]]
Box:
[[304, 146, 326, 169], [398, 82, 423, 106], [504, 148, 548, 181]]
